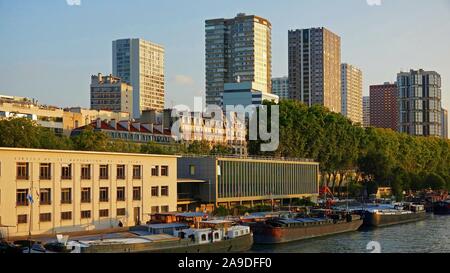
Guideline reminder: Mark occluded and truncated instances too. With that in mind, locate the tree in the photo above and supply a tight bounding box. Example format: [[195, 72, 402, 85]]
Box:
[[424, 173, 446, 190], [71, 126, 109, 151], [0, 118, 41, 148], [186, 140, 211, 155]]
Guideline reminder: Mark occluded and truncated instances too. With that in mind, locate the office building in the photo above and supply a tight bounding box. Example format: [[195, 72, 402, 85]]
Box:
[[0, 148, 178, 238], [369, 83, 398, 131], [113, 38, 165, 118], [222, 82, 279, 110], [205, 13, 272, 106], [177, 156, 319, 210], [288, 28, 341, 113], [341, 64, 363, 124], [398, 69, 442, 137], [363, 96, 370, 127], [90, 73, 133, 114], [271, 77, 289, 100]]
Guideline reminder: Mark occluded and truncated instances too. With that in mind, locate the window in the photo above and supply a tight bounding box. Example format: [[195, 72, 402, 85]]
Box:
[[81, 188, 91, 203], [161, 206, 169, 213], [117, 208, 126, 216], [100, 165, 109, 179], [151, 206, 159, 213], [61, 188, 72, 204], [99, 209, 109, 218], [151, 186, 159, 197], [81, 164, 91, 180], [99, 187, 109, 202], [40, 163, 51, 180], [133, 187, 141, 201], [81, 210, 91, 219], [161, 186, 169, 197], [61, 164, 72, 180], [16, 189, 29, 206], [17, 214, 28, 224], [133, 165, 141, 179], [40, 189, 51, 205], [117, 187, 125, 201], [17, 163, 29, 180], [61, 212, 72, 221], [40, 213, 51, 222], [151, 165, 159, 176], [189, 165, 196, 176], [117, 165, 125, 180], [161, 166, 169, 176]]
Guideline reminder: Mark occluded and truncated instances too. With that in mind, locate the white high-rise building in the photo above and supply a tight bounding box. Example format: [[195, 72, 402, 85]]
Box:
[[113, 38, 165, 119], [341, 64, 363, 124]]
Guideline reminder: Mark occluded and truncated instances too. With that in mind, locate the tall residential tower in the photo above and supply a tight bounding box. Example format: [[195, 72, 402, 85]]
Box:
[[205, 13, 272, 106], [341, 64, 363, 124], [369, 82, 398, 131], [271, 76, 289, 100], [363, 96, 371, 127], [288, 27, 341, 113], [113, 38, 165, 118], [398, 69, 442, 137]]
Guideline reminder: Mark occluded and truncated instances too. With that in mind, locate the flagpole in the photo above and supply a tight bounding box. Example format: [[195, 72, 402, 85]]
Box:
[[28, 188, 32, 254]]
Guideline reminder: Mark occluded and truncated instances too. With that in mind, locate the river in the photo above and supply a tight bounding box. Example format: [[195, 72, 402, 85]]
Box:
[[250, 214, 450, 253]]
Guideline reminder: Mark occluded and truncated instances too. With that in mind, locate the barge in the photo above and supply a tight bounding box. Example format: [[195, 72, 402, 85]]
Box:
[[362, 204, 426, 228]]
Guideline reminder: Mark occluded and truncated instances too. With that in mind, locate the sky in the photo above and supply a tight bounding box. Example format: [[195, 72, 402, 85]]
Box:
[[0, 0, 449, 115]]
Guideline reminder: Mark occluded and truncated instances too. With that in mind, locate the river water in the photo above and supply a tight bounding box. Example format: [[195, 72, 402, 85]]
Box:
[[250, 214, 450, 253]]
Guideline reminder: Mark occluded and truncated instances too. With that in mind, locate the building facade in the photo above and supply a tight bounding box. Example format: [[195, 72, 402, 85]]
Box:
[[363, 96, 370, 127], [369, 83, 399, 131], [90, 73, 133, 114], [222, 82, 279, 110], [0, 148, 178, 238], [442, 108, 448, 139], [140, 109, 248, 155], [288, 28, 341, 113], [271, 77, 289, 100], [341, 64, 363, 124], [177, 156, 319, 210], [113, 38, 165, 118], [205, 13, 272, 106], [397, 70, 442, 137]]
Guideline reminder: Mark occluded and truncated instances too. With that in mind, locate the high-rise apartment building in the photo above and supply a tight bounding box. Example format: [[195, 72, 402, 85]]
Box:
[[205, 13, 272, 106], [113, 38, 165, 118], [398, 69, 442, 137], [363, 96, 371, 127], [271, 77, 289, 100], [369, 83, 398, 131], [341, 64, 363, 124], [288, 27, 341, 113], [90, 73, 133, 114], [442, 108, 448, 139]]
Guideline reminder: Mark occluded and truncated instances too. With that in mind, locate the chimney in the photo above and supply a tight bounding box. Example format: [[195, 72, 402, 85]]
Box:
[[98, 73, 103, 83], [96, 118, 102, 129]]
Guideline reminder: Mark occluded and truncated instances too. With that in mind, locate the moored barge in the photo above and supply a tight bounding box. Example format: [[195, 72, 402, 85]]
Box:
[[362, 204, 426, 228]]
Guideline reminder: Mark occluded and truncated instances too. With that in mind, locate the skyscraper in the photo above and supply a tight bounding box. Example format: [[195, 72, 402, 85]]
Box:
[[398, 69, 442, 137], [271, 76, 289, 100], [205, 13, 272, 106], [369, 82, 398, 131], [441, 108, 448, 139], [363, 96, 371, 127], [112, 38, 165, 118], [288, 27, 341, 113], [90, 73, 133, 114], [341, 64, 363, 124]]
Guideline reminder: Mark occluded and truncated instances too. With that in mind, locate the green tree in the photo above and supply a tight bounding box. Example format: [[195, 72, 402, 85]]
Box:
[[71, 126, 109, 151]]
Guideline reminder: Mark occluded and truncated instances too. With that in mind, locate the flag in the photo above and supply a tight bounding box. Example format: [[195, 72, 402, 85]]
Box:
[[27, 193, 34, 204]]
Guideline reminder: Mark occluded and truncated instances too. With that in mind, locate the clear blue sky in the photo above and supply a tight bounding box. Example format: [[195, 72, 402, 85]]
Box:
[[1, 0, 449, 114]]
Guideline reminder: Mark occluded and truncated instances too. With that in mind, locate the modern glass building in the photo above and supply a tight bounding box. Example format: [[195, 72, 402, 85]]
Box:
[[177, 156, 319, 209], [271, 76, 289, 100], [205, 13, 272, 107], [397, 69, 442, 137]]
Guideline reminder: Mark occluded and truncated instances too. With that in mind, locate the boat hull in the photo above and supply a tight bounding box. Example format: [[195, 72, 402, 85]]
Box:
[[433, 202, 450, 215], [363, 211, 426, 228], [80, 233, 253, 253], [251, 220, 363, 245]]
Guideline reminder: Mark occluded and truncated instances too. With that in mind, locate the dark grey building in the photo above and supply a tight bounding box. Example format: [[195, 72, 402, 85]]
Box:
[[177, 156, 319, 210]]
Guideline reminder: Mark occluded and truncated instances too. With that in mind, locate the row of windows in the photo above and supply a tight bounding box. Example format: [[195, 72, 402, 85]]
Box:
[[15, 163, 169, 180], [15, 186, 169, 206], [16, 206, 170, 224]]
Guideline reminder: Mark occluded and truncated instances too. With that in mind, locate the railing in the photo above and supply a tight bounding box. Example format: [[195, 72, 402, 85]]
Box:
[[177, 153, 316, 163]]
